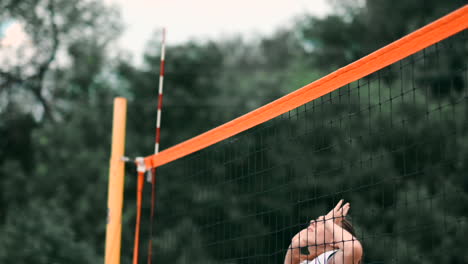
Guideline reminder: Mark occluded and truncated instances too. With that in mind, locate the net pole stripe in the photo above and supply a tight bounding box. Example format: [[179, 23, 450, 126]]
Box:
[[147, 28, 166, 264], [144, 5, 468, 170], [154, 28, 166, 155]]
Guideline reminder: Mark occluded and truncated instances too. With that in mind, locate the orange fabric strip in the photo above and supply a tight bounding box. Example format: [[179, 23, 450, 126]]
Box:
[[144, 5, 468, 170]]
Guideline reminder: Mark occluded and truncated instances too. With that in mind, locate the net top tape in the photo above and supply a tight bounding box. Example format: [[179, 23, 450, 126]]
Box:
[[144, 5, 468, 170]]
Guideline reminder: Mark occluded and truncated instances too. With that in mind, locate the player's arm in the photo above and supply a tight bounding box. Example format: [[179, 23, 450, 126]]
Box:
[[284, 229, 318, 264], [284, 243, 301, 264], [324, 220, 362, 264]]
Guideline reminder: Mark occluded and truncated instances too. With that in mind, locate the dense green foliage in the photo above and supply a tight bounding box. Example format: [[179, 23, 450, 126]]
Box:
[[0, 0, 466, 263]]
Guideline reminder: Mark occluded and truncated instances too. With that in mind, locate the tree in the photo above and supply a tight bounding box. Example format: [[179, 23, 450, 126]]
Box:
[[0, 0, 122, 262], [0, 0, 121, 122]]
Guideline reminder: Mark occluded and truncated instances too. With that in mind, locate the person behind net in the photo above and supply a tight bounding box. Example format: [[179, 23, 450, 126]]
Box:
[[284, 200, 363, 264]]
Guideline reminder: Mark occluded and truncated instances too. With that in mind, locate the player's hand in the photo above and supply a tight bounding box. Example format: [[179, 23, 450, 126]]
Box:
[[324, 199, 350, 225]]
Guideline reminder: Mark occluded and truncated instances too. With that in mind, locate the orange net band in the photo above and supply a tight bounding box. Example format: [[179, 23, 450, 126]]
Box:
[[144, 5, 468, 170]]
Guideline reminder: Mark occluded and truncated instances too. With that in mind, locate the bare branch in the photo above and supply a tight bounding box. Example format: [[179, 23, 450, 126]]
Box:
[[34, 0, 59, 83]]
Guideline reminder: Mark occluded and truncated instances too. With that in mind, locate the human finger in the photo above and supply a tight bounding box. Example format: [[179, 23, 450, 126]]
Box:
[[341, 203, 350, 216], [333, 199, 344, 213], [333, 201, 347, 218]]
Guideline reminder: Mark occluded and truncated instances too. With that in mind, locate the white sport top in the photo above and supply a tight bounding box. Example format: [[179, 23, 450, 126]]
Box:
[[300, 250, 338, 264]]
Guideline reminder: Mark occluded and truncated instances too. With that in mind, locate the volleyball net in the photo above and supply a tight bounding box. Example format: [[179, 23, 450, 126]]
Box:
[[114, 6, 468, 264]]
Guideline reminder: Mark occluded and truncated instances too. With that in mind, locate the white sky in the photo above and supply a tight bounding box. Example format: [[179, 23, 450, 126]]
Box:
[[1, 0, 332, 64], [105, 0, 331, 62], [0, 22, 26, 47]]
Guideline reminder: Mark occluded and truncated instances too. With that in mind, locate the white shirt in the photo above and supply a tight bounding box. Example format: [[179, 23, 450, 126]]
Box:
[[300, 250, 338, 264]]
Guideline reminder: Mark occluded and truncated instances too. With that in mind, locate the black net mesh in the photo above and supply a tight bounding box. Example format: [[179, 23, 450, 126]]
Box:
[[148, 31, 467, 264]]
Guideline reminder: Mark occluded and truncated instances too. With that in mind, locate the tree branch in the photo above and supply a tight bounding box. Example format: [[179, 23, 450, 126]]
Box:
[[28, 0, 59, 122], [0, 0, 60, 122]]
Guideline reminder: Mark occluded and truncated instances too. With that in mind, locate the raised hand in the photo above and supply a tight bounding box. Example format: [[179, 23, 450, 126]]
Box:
[[324, 199, 350, 226]]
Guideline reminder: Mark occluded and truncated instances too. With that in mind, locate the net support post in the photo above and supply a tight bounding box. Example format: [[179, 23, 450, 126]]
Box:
[[104, 97, 128, 264]]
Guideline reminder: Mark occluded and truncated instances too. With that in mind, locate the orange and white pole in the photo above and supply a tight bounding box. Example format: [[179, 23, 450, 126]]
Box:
[[153, 28, 166, 157], [147, 27, 167, 264]]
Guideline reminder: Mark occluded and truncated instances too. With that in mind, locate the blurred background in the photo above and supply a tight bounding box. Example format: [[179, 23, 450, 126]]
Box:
[[0, 0, 466, 263]]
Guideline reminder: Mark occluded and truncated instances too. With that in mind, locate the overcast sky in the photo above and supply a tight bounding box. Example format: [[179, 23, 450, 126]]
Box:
[[105, 0, 331, 62], [1, 1, 331, 64]]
